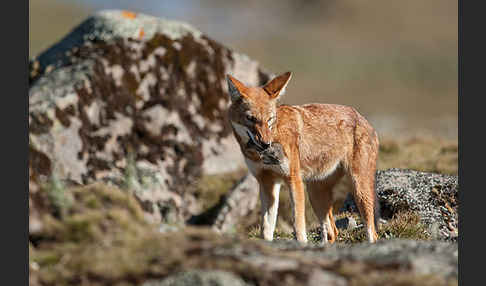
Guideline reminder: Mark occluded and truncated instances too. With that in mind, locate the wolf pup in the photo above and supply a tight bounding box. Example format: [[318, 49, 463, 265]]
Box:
[[226, 72, 380, 244]]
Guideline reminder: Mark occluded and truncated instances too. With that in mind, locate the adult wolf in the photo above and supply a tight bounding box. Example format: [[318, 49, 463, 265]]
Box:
[[227, 72, 380, 244]]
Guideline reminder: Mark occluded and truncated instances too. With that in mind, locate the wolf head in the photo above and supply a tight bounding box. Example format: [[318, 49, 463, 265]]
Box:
[[226, 72, 292, 149]]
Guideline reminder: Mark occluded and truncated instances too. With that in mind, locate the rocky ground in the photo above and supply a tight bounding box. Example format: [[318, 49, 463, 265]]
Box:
[[29, 181, 458, 286], [29, 11, 459, 286]]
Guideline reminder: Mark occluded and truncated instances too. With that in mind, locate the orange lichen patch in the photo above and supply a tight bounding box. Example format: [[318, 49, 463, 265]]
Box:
[[139, 28, 145, 39], [121, 10, 137, 19]]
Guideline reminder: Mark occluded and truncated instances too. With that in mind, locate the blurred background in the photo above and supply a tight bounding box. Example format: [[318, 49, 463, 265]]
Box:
[[30, 0, 457, 140]]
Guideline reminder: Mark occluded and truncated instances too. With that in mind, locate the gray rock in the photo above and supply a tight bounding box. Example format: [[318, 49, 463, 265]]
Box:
[[340, 168, 458, 240], [141, 270, 249, 286], [29, 10, 271, 224]]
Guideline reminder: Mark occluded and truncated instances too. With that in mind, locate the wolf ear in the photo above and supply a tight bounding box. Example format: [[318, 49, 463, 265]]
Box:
[[226, 74, 247, 102], [263, 71, 292, 100]]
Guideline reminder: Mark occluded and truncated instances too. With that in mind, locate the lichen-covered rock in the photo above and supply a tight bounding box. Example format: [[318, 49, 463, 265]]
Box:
[[341, 168, 458, 240], [29, 10, 271, 223]]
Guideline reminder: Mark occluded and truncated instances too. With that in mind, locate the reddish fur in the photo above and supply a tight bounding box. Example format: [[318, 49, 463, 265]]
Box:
[[227, 72, 380, 243]]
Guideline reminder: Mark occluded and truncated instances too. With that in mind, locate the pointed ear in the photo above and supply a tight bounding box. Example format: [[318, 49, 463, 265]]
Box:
[[226, 74, 247, 102], [263, 71, 292, 99]]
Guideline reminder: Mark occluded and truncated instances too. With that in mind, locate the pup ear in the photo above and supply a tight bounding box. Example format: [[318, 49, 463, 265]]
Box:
[[262, 71, 292, 100], [226, 74, 247, 102]]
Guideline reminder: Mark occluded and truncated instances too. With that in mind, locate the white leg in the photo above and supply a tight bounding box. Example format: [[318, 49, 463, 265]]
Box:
[[260, 182, 281, 241], [367, 225, 377, 243]]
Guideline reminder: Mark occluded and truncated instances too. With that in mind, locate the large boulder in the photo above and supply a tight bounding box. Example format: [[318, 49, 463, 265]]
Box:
[[29, 10, 271, 224]]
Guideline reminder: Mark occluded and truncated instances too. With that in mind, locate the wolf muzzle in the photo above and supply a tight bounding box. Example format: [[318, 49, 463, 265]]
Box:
[[246, 130, 270, 152]]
